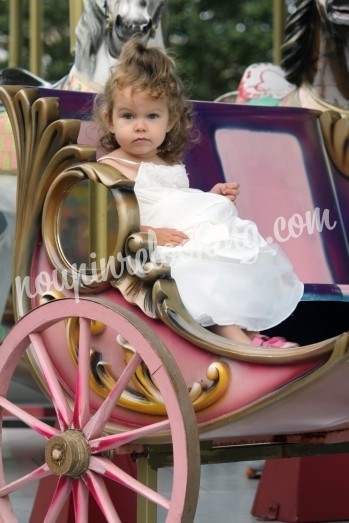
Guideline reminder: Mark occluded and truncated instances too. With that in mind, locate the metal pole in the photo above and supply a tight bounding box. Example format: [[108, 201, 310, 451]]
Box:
[[9, 0, 24, 67], [70, 0, 84, 54], [29, 0, 42, 75], [273, 0, 286, 64]]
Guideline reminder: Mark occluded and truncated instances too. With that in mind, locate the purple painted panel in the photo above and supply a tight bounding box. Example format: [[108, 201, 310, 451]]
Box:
[[187, 102, 349, 287], [39, 87, 95, 119]]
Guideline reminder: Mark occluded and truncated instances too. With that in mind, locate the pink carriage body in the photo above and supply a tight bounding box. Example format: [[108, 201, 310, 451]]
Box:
[[21, 88, 349, 439]]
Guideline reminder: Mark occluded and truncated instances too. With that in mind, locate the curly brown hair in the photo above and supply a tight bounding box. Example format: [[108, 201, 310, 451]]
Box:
[[94, 37, 194, 164]]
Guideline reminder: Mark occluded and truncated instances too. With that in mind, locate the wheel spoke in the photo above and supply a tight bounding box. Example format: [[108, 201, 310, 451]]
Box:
[[73, 317, 91, 429], [43, 476, 72, 523], [0, 464, 51, 497], [0, 396, 59, 438], [72, 480, 89, 523], [89, 419, 170, 454], [83, 470, 122, 523], [83, 351, 143, 440], [89, 456, 170, 510], [29, 332, 73, 430]]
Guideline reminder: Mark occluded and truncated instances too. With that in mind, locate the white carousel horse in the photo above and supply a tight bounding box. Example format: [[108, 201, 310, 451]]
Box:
[[58, 0, 166, 91], [0, 0, 167, 325]]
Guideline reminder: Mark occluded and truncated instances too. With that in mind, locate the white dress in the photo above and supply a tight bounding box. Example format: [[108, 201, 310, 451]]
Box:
[[103, 158, 304, 331]]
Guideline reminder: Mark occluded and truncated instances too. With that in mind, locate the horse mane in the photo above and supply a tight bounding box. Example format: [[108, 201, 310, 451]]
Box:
[[74, 0, 106, 77], [280, 0, 316, 87]]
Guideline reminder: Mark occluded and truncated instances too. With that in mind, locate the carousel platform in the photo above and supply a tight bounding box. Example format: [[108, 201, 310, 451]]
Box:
[[3, 427, 348, 523]]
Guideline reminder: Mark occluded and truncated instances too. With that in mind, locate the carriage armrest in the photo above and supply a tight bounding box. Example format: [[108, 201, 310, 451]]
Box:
[[125, 232, 171, 282], [111, 231, 171, 318]]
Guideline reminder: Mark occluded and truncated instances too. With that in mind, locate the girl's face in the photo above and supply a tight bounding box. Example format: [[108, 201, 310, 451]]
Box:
[[107, 86, 174, 160]]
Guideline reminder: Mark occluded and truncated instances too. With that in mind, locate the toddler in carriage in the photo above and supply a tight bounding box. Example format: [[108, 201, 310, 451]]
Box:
[[95, 38, 304, 348]]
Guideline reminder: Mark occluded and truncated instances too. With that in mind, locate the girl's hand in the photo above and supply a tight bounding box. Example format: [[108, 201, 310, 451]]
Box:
[[210, 182, 240, 202], [142, 226, 189, 246]]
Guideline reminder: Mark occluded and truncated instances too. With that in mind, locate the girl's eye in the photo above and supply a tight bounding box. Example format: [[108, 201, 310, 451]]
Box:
[[147, 113, 158, 120], [122, 113, 133, 120]]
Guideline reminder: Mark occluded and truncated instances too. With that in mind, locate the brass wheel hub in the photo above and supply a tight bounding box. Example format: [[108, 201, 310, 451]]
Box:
[[45, 429, 91, 477]]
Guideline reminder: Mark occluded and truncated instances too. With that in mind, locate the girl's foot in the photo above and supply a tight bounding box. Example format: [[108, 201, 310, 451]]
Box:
[[251, 334, 299, 349]]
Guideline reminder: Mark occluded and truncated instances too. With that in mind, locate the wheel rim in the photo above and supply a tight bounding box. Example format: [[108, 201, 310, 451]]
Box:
[[0, 298, 200, 522]]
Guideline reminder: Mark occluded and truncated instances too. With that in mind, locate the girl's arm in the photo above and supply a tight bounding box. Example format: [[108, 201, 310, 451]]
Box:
[[141, 226, 189, 246], [210, 182, 240, 202]]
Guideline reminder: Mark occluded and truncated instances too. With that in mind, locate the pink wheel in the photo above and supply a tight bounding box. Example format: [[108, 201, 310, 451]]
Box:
[[0, 298, 200, 522]]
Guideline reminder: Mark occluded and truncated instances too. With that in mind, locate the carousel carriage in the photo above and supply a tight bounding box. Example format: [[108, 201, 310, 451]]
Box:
[[0, 81, 348, 522]]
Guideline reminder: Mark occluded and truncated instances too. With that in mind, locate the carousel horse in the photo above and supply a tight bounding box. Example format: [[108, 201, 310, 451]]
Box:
[[279, 0, 349, 113], [218, 0, 349, 115], [0, 0, 167, 325], [0, 0, 166, 93], [57, 0, 166, 91]]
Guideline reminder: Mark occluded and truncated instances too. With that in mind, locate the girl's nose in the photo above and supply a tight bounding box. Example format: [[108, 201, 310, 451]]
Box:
[[135, 119, 146, 131]]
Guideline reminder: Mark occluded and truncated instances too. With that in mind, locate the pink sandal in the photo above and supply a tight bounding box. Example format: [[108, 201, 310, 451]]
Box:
[[251, 334, 299, 349]]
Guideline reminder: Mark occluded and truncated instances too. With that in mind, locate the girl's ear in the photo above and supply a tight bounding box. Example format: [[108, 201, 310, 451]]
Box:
[[166, 117, 176, 133]]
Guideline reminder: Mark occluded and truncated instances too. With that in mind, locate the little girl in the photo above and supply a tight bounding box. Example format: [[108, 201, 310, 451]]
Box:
[[95, 38, 304, 348]]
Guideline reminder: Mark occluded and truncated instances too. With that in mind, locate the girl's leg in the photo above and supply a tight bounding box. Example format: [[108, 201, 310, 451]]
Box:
[[210, 324, 252, 344]]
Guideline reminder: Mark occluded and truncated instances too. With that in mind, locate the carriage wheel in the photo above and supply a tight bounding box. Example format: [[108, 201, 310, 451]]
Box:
[[0, 298, 200, 522]]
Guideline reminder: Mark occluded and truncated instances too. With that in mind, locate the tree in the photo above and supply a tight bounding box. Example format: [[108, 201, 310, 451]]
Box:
[[165, 0, 273, 100]]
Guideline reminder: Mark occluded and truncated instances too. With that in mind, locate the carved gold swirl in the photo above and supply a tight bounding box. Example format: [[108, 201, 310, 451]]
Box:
[[0, 86, 96, 318], [66, 318, 230, 415], [110, 231, 171, 318], [111, 273, 157, 319]]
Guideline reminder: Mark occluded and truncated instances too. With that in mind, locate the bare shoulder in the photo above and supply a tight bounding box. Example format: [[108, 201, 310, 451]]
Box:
[[98, 154, 139, 180]]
